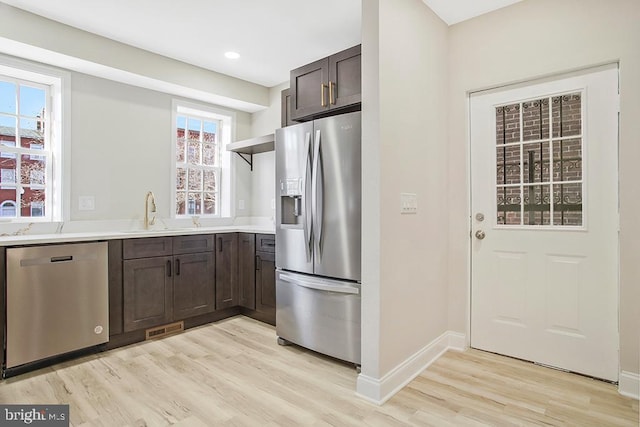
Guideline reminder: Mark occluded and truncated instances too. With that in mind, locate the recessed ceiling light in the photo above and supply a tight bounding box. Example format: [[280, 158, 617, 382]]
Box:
[[225, 51, 240, 60]]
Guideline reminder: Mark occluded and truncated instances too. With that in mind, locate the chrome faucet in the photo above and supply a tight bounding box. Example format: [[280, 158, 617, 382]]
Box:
[[144, 191, 156, 230]]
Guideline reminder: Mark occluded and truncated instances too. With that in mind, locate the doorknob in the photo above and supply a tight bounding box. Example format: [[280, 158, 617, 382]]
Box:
[[475, 230, 486, 240]]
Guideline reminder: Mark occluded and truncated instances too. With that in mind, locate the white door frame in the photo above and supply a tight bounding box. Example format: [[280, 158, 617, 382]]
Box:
[[465, 63, 620, 376]]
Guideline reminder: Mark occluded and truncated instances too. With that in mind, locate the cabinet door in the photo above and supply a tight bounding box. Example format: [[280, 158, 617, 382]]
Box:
[[238, 233, 256, 310], [173, 252, 215, 319], [215, 233, 238, 309], [281, 89, 296, 127], [290, 57, 329, 121], [108, 240, 123, 336], [123, 256, 172, 332], [328, 45, 361, 110], [255, 251, 276, 324]]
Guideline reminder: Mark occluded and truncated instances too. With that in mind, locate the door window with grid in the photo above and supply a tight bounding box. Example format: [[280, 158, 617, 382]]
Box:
[[495, 92, 583, 227]]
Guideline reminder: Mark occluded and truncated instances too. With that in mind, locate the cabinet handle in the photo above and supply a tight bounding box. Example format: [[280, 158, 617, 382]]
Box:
[[175, 258, 181, 276], [218, 237, 223, 252], [167, 259, 172, 277], [255, 255, 261, 270], [321, 84, 328, 107], [329, 81, 335, 105]]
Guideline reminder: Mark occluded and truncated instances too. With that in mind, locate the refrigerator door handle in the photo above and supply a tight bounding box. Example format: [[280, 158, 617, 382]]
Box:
[[279, 273, 359, 295], [317, 132, 324, 258], [303, 131, 313, 262], [312, 129, 324, 260]]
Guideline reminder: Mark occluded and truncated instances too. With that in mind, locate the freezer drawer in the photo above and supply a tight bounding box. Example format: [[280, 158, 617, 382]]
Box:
[[275, 270, 361, 364], [6, 242, 109, 369]]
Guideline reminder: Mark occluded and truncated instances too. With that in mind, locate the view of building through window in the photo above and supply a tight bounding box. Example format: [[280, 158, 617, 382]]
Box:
[[495, 92, 583, 227], [175, 113, 221, 217], [0, 77, 50, 220]]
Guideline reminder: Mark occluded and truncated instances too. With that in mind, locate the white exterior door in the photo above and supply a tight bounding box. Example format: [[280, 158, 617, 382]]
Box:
[[470, 65, 619, 381]]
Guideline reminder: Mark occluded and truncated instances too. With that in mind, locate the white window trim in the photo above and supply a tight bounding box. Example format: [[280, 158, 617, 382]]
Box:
[[0, 54, 71, 222], [171, 99, 235, 219]]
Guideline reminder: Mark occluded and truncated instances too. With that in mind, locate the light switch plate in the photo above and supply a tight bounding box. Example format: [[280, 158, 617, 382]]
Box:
[[78, 196, 95, 211], [400, 193, 418, 214]]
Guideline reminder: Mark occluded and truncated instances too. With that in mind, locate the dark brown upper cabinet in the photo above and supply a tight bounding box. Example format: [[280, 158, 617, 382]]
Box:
[[289, 45, 361, 122], [281, 88, 295, 128]]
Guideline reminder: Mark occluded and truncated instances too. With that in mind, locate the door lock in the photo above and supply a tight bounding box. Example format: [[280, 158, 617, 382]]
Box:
[[475, 230, 486, 240]]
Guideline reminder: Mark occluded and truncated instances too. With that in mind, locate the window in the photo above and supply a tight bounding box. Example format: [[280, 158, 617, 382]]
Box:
[[1, 140, 15, 158], [30, 201, 44, 217], [0, 200, 16, 217], [1, 168, 16, 184], [495, 92, 583, 227], [172, 101, 233, 218], [30, 143, 44, 161], [0, 56, 68, 222]]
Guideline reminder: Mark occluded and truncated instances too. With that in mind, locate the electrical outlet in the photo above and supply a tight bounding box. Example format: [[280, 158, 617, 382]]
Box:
[[79, 196, 95, 211], [400, 193, 417, 214]]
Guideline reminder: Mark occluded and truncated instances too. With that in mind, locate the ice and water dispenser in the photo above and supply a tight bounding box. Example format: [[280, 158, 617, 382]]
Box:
[[279, 177, 304, 226]]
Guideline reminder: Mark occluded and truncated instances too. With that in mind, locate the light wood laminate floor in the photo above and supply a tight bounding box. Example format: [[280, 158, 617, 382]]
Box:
[[0, 316, 637, 426]]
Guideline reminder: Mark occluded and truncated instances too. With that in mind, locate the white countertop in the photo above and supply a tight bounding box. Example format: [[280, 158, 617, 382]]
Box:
[[0, 224, 275, 247]]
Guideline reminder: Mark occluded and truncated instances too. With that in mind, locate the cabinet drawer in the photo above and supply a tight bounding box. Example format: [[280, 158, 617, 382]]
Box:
[[123, 237, 173, 259], [256, 234, 275, 253], [173, 234, 215, 254]]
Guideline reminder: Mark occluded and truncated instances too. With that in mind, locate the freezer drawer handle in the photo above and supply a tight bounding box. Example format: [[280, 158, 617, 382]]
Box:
[[50, 255, 73, 263], [279, 274, 359, 295]]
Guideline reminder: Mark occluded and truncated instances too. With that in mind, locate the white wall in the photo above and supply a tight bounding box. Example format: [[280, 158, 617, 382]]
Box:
[[250, 83, 288, 219], [447, 0, 640, 379], [0, 3, 266, 227], [358, 0, 450, 402], [70, 71, 251, 222]]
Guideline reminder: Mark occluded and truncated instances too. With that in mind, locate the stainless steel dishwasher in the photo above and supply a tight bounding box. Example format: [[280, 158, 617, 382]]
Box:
[[6, 242, 109, 370]]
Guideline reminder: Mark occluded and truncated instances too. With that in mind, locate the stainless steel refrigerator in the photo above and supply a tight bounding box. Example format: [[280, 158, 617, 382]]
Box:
[[275, 111, 361, 365]]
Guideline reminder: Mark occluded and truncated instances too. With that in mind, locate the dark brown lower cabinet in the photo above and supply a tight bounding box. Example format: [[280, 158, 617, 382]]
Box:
[[173, 252, 215, 319], [115, 233, 275, 338], [238, 233, 256, 309], [122, 236, 216, 333], [255, 250, 276, 322], [123, 256, 172, 332], [215, 233, 238, 309]]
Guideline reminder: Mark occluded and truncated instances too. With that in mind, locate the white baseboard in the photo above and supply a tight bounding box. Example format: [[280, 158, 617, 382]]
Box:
[[619, 371, 639, 400], [356, 331, 466, 405]]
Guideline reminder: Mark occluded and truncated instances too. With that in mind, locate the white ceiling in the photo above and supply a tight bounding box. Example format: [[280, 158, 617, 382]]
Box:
[[1, 0, 522, 88], [422, 0, 523, 25]]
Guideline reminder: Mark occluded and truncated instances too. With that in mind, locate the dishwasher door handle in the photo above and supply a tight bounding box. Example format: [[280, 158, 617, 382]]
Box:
[[50, 255, 73, 263]]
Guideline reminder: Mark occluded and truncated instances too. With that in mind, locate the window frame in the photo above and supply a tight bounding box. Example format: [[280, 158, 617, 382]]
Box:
[[0, 54, 70, 223], [171, 99, 235, 220]]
